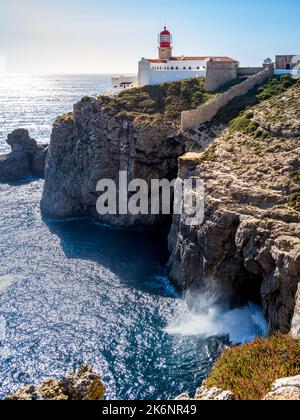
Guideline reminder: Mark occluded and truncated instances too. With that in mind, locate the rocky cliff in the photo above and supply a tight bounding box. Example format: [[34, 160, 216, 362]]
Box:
[[41, 77, 300, 336], [168, 79, 300, 335], [41, 97, 183, 226]]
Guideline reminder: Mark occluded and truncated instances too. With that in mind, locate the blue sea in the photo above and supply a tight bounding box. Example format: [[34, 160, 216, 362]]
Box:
[[0, 74, 267, 400]]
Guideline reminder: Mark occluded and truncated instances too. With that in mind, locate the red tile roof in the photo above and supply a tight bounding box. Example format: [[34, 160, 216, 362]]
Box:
[[147, 56, 237, 63]]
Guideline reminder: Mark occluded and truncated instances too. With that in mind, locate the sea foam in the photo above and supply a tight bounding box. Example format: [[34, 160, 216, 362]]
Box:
[[165, 289, 268, 344]]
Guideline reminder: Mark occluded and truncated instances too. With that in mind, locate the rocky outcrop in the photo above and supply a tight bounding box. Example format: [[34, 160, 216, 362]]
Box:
[[168, 83, 300, 335], [0, 129, 48, 181], [176, 376, 300, 401], [0, 151, 31, 181], [41, 98, 183, 226], [176, 386, 234, 401], [5, 365, 106, 401], [263, 375, 300, 400]]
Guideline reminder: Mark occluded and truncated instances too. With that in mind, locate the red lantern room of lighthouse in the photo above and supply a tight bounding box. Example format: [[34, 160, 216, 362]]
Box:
[[158, 26, 173, 60]]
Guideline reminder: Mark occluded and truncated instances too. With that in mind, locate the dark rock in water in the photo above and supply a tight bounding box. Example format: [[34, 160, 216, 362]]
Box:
[[0, 151, 30, 181], [7, 128, 38, 155], [5, 365, 106, 400], [0, 129, 48, 181], [32, 145, 49, 177]]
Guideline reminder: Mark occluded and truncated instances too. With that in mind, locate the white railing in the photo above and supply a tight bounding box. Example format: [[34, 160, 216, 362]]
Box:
[[275, 69, 300, 76]]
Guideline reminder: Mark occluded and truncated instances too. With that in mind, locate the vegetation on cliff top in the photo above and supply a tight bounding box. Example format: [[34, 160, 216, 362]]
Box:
[[98, 78, 217, 124], [288, 193, 300, 212], [229, 111, 270, 140], [215, 74, 299, 125], [206, 335, 300, 400]]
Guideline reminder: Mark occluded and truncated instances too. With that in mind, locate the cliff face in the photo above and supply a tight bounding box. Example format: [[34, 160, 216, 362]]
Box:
[[168, 81, 300, 335], [41, 97, 183, 226], [41, 78, 300, 335]]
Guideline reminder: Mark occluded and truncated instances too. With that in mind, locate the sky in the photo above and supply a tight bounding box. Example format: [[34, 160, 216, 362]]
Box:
[[0, 0, 299, 74]]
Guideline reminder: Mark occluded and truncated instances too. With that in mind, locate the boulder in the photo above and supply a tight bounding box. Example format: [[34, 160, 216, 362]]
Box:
[[263, 375, 300, 400], [0, 151, 30, 181], [5, 365, 106, 401]]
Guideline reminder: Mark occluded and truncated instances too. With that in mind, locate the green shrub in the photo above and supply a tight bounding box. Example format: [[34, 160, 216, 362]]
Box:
[[288, 192, 300, 212], [199, 146, 216, 162], [206, 335, 300, 400], [257, 75, 296, 101], [229, 111, 270, 140], [80, 96, 93, 103], [291, 171, 300, 184]]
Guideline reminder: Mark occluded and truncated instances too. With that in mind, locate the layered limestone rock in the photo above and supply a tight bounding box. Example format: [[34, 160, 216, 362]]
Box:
[[263, 375, 300, 400], [175, 386, 234, 401], [5, 365, 106, 401], [41, 97, 183, 226], [0, 129, 48, 180], [168, 83, 300, 334]]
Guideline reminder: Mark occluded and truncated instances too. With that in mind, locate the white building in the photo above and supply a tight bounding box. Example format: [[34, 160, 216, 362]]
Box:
[[138, 26, 237, 87]]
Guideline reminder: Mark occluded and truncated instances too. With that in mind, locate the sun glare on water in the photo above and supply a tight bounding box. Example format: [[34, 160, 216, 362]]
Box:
[[0, 55, 7, 74]]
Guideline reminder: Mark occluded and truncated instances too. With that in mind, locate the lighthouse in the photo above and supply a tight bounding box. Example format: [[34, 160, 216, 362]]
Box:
[[137, 27, 237, 87], [158, 26, 173, 60]]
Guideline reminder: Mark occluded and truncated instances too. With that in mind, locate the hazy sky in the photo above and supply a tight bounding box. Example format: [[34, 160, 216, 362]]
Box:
[[0, 0, 299, 74]]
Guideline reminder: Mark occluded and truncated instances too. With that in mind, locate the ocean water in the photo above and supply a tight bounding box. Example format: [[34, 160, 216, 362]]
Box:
[[0, 75, 267, 400]]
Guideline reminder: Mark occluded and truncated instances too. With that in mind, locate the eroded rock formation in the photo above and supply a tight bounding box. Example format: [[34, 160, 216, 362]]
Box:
[[0, 129, 48, 181], [41, 98, 183, 226], [5, 365, 106, 401]]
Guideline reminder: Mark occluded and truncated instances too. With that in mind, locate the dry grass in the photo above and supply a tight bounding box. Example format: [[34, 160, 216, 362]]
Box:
[[206, 335, 300, 400]]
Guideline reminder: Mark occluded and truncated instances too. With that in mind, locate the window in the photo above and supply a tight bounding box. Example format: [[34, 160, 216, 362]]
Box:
[[183, 66, 186, 70], [176, 66, 178, 70], [171, 67, 174, 70], [286, 63, 291, 70], [197, 67, 200, 70], [189, 66, 192, 70]]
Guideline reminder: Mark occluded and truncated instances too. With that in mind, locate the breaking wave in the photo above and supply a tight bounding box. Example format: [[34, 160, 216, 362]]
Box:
[[165, 289, 268, 344]]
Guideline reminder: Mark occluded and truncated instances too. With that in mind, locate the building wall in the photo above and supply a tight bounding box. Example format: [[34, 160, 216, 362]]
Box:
[[138, 58, 207, 86], [276, 55, 300, 70], [148, 69, 205, 85], [181, 67, 274, 130], [204, 61, 239, 91]]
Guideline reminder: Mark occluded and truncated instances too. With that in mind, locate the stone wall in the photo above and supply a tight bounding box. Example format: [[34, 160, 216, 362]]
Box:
[[238, 67, 263, 76], [181, 67, 274, 130], [204, 61, 239, 92]]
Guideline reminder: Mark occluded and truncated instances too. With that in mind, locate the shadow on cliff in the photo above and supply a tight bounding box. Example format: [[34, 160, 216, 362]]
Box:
[[42, 216, 176, 298]]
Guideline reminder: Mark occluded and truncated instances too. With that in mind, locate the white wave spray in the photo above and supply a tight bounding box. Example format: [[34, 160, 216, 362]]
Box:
[[165, 287, 268, 344]]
